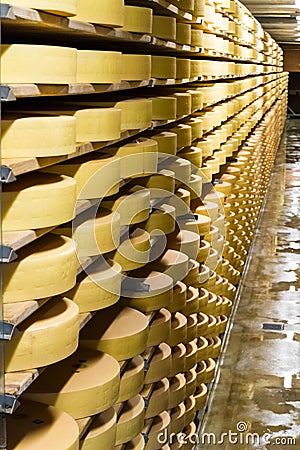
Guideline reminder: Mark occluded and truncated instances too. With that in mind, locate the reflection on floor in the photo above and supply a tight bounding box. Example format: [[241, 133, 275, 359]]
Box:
[[197, 119, 300, 450]]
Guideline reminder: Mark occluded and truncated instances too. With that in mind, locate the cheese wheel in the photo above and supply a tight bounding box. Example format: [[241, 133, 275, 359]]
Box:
[[24, 347, 120, 418], [139, 170, 175, 197], [190, 60, 202, 78], [173, 93, 192, 116], [121, 6, 152, 34], [168, 187, 190, 217], [5, 297, 79, 371], [7, 400, 79, 450], [184, 119, 202, 141], [195, 137, 213, 158], [197, 240, 210, 263], [194, 384, 207, 411], [170, 124, 192, 150], [66, 259, 122, 312], [118, 356, 145, 403], [177, 0, 195, 11], [181, 287, 199, 315], [58, 207, 121, 257], [166, 312, 187, 347], [151, 56, 176, 79], [176, 23, 192, 45], [9, 0, 77, 15], [74, 0, 124, 26], [3, 234, 77, 303], [143, 343, 171, 383], [169, 373, 186, 409], [206, 248, 219, 270], [196, 360, 207, 384], [144, 411, 170, 450], [2, 114, 76, 158], [151, 132, 177, 156], [161, 157, 191, 184], [204, 358, 216, 383], [211, 335, 222, 358], [182, 259, 200, 286], [169, 281, 187, 313], [197, 264, 210, 284], [180, 213, 210, 236], [148, 249, 189, 283], [81, 305, 148, 361], [197, 336, 208, 362], [194, 0, 205, 16], [176, 59, 191, 80], [184, 173, 202, 199], [121, 270, 173, 312], [184, 396, 196, 427], [2, 173, 76, 231], [152, 16, 176, 41], [168, 230, 200, 260], [115, 395, 145, 445], [81, 408, 117, 450], [1, 44, 76, 84], [102, 185, 150, 225], [197, 312, 209, 337], [195, 201, 219, 221], [110, 228, 150, 271], [143, 204, 176, 236], [185, 339, 198, 369], [191, 29, 203, 47], [44, 153, 120, 199], [170, 343, 186, 376], [169, 403, 186, 435], [142, 378, 169, 419], [147, 308, 172, 347], [77, 50, 122, 84], [122, 55, 151, 81], [151, 96, 177, 120], [185, 367, 197, 397]]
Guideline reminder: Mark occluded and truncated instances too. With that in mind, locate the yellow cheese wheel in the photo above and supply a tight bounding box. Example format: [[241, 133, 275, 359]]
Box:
[[81, 408, 117, 450], [191, 29, 203, 47], [182, 259, 200, 286], [151, 132, 177, 156], [185, 118, 202, 141], [147, 308, 172, 347], [151, 56, 176, 79], [144, 411, 170, 450], [179, 146, 202, 169], [1, 44, 76, 84], [168, 229, 200, 260], [121, 270, 173, 313], [122, 55, 151, 81], [169, 124, 192, 150], [197, 312, 209, 337], [194, 0, 205, 16], [24, 347, 120, 418], [181, 287, 199, 315], [3, 234, 77, 303], [44, 153, 120, 199], [185, 338, 198, 369], [188, 89, 203, 111], [143, 343, 172, 384], [152, 15, 176, 41], [81, 305, 149, 361], [74, 0, 124, 26], [195, 201, 219, 221], [183, 173, 202, 199], [66, 259, 122, 313], [110, 228, 150, 271], [115, 395, 145, 445], [196, 360, 207, 384], [5, 297, 79, 371], [184, 396, 196, 427], [77, 50, 122, 84], [139, 169, 175, 197], [166, 312, 188, 347], [102, 185, 150, 225], [121, 6, 152, 33], [115, 434, 145, 450], [176, 23, 192, 45], [142, 378, 169, 419], [58, 207, 121, 257], [197, 336, 208, 362], [194, 383, 207, 411], [176, 59, 191, 80], [169, 403, 186, 435], [173, 93, 192, 116], [118, 356, 145, 403], [143, 203, 176, 236], [151, 96, 177, 120], [9, 0, 77, 15], [185, 366, 197, 398], [169, 373, 186, 409], [177, 0, 195, 11], [2, 173, 76, 231], [161, 157, 191, 185], [169, 281, 187, 313], [2, 114, 76, 158], [7, 400, 79, 450], [170, 343, 186, 377], [148, 249, 189, 283], [197, 239, 210, 263]]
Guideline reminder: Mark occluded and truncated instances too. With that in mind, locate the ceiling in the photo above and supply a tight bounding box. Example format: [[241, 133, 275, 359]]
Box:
[[242, 0, 300, 44]]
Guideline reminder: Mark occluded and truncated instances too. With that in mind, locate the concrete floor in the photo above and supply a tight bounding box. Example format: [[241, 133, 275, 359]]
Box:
[[197, 119, 300, 450]]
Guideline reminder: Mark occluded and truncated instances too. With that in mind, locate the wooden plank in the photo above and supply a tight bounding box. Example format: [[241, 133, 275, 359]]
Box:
[[3, 227, 55, 251], [5, 368, 44, 396], [3, 297, 52, 326], [76, 417, 93, 440]]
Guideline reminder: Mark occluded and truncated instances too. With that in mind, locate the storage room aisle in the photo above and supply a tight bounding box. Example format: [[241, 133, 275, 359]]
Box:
[[196, 119, 300, 449]]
